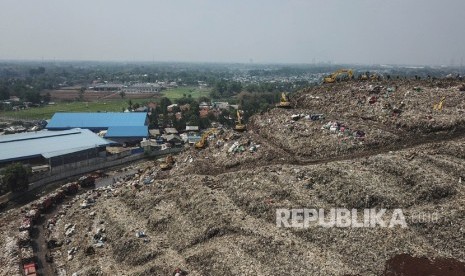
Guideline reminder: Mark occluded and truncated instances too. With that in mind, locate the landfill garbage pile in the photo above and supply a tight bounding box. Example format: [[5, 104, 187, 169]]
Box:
[[168, 129, 296, 177], [15, 137, 460, 276], [0, 79, 464, 276], [250, 80, 465, 160]]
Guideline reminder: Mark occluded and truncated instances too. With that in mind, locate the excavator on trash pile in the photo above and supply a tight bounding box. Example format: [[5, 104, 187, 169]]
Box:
[[159, 154, 175, 170], [275, 92, 291, 108], [234, 110, 246, 132], [433, 96, 446, 111], [323, 69, 353, 83], [360, 72, 379, 81], [195, 128, 218, 149]]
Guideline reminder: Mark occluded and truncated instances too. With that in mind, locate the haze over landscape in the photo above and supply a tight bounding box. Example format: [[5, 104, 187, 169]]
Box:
[[2, 1, 465, 276], [0, 0, 464, 65]]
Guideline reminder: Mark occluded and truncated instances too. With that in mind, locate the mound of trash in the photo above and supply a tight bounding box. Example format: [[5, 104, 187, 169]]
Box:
[[250, 80, 465, 160], [1, 79, 464, 276]]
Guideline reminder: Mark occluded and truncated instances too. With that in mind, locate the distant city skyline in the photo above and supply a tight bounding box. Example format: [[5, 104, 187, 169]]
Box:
[[0, 0, 464, 66]]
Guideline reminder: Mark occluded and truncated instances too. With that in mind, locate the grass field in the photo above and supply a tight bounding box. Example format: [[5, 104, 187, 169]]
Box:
[[0, 86, 212, 120], [0, 100, 146, 120]]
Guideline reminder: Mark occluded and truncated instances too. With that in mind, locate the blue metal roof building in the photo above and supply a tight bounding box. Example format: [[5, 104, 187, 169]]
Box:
[[0, 129, 113, 165], [46, 112, 148, 131], [104, 126, 148, 138]]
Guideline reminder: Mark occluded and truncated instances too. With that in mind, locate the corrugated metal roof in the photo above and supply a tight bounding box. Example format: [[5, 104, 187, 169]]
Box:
[[104, 126, 148, 138], [46, 112, 147, 130], [0, 129, 112, 162], [164, 128, 178, 134], [186, 126, 199, 131], [149, 129, 160, 136], [0, 129, 82, 143], [163, 134, 182, 142]]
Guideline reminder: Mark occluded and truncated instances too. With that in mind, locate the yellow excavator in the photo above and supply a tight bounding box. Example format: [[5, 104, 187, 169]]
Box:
[[433, 97, 446, 111], [360, 73, 379, 81], [159, 154, 175, 170], [195, 128, 217, 149], [276, 92, 291, 108], [323, 69, 353, 83], [235, 110, 246, 132]]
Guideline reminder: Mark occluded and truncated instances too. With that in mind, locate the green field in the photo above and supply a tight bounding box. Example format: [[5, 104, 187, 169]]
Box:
[[0, 86, 212, 120], [0, 100, 145, 120]]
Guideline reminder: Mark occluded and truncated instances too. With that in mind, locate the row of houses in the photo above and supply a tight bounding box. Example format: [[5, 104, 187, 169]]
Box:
[[90, 81, 178, 93]]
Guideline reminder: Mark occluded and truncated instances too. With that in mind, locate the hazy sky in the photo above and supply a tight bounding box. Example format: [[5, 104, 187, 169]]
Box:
[[0, 0, 464, 65]]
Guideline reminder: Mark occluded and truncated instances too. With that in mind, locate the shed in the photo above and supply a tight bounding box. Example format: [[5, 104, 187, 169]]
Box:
[[0, 129, 112, 166], [164, 128, 178, 134], [46, 112, 148, 131]]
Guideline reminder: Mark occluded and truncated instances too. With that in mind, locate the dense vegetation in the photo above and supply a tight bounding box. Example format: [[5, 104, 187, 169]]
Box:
[[0, 163, 30, 195]]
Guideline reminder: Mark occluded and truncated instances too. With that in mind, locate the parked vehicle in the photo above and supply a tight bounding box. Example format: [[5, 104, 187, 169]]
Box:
[[23, 262, 37, 276]]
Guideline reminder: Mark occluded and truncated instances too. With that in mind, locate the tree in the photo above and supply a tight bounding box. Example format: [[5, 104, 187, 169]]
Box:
[[2, 163, 30, 193], [159, 97, 172, 115], [78, 87, 86, 101], [187, 114, 199, 126], [0, 86, 9, 100], [25, 91, 41, 103], [42, 92, 51, 103], [197, 96, 211, 104], [119, 91, 126, 99], [148, 112, 159, 128]]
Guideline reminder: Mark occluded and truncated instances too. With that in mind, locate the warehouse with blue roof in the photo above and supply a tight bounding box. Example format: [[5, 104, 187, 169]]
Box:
[[0, 129, 113, 168], [46, 112, 149, 144]]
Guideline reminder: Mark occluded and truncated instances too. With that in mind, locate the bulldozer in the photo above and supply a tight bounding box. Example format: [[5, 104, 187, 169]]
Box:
[[360, 73, 379, 81], [234, 110, 246, 132], [323, 69, 353, 83], [275, 92, 291, 108], [433, 97, 446, 111], [195, 128, 217, 149], [159, 154, 175, 170]]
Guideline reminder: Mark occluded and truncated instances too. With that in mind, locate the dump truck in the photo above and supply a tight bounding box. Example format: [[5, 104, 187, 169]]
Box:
[[25, 209, 40, 223], [34, 196, 52, 212], [23, 262, 37, 276], [19, 218, 33, 231], [78, 175, 95, 188], [62, 182, 79, 195]]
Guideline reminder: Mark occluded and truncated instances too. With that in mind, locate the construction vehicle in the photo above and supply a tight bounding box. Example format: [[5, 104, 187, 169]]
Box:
[[323, 69, 353, 83], [62, 182, 79, 195], [275, 92, 291, 108], [159, 154, 175, 170], [195, 129, 217, 149], [78, 175, 95, 188], [19, 218, 33, 231], [25, 209, 40, 223], [433, 97, 446, 111], [360, 72, 379, 81], [234, 110, 246, 131], [23, 262, 37, 276], [33, 197, 52, 212]]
